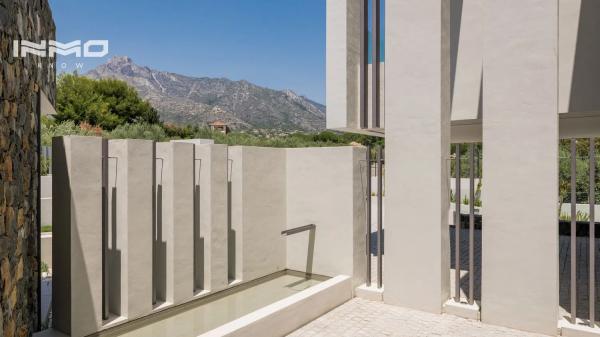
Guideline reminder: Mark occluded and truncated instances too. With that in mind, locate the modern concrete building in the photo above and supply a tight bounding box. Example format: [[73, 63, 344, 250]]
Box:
[[327, 0, 600, 336]]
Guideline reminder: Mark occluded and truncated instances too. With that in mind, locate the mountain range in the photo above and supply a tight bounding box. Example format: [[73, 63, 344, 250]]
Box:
[[85, 56, 326, 131]]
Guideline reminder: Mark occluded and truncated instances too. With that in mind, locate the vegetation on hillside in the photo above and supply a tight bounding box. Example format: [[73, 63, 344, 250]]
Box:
[[42, 117, 382, 148], [42, 75, 384, 174]]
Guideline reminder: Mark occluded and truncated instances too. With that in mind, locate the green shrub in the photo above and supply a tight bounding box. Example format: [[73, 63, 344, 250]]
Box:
[[56, 74, 160, 130], [560, 210, 590, 221], [42, 119, 100, 146], [462, 195, 469, 205], [41, 157, 51, 176], [107, 123, 168, 141]]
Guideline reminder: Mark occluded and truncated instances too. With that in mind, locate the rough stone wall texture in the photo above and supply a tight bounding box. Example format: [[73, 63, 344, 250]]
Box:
[[0, 0, 55, 336]]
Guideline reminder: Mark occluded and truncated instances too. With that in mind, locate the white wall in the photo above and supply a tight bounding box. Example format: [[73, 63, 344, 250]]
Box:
[[285, 147, 366, 289], [229, 146, 287, 282]]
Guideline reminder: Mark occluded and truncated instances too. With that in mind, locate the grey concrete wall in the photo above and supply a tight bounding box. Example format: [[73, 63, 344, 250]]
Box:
[[481, 1, 559, 334], [107, 140, 154, 319], [155, 142, 194, 305], [450, 0, 482, 122], [559, 0, 600, 114], [285, 147, 366, 289], [229, 146, 287, 282], [52, 136, 103, 337], [192, 143, 229, 293], [383, 0, 451, 314], [49, 140, 368, 334]]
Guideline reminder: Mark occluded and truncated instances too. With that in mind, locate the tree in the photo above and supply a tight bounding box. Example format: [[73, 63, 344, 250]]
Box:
[[55, 73, 160, 130]]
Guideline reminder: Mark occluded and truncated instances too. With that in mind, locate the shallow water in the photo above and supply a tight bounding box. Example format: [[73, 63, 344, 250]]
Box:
[[112, 273, 322, 337]]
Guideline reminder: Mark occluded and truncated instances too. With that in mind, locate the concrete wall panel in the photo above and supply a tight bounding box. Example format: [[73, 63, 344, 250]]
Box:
[[285, 147, 366, 289], [450, 0, 482, 121], [52, 136, 103, 337], [559, 0, 600, 114], [107, 140, 154, 319], [155, 142, 194, 305], [326, 0, 361, 131], [192, 143, 229, 293], [482, 1, 559, 334], [229, 147, 287, 282]]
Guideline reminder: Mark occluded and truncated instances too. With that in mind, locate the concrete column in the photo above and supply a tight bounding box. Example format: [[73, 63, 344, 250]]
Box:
[[325, 0, 361, 131], [155, 142, 194, 305], [228, 146, 286, 282], [52, 136, 103, 337], [285, 147, 366, 289], [481, 1, 558, 334], [107, 140, 153, 319], [190, 143, 229, 293], [384, 0, 451, 313]]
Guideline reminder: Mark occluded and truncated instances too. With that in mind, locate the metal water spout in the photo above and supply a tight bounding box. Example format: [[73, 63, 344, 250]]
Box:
[[281, 224, 315, 236]]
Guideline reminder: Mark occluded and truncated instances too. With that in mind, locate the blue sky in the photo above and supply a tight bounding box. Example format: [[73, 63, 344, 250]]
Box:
[[48, 0, 327, 103]]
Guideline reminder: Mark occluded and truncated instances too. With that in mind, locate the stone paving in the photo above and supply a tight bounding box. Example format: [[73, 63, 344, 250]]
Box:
[[288, 298, 547, 337]]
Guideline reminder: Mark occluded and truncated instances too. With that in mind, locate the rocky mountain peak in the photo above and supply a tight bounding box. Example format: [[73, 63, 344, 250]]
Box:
[[107, 55, 133, 66], [86, 57, 325, 131]]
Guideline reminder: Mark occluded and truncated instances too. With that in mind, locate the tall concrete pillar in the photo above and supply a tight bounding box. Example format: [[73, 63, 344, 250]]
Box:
[[107, 140, 153, 319], [155, 142, 194, 305], [190, 143, 229, 293], [384, 0, 451, 313], [481, 1, 558, 334], [52, 136, 103, 337], [325, 0, 361, 131]]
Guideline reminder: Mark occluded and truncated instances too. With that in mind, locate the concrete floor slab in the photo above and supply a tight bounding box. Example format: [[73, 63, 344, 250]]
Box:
[[288, 298, 547, 337]]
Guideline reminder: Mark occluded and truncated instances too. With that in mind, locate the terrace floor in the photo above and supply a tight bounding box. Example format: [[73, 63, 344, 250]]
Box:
[[287, 298, 546, 337]]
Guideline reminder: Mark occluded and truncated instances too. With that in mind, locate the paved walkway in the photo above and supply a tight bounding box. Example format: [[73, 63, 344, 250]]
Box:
[[288, 298, 547, 337]]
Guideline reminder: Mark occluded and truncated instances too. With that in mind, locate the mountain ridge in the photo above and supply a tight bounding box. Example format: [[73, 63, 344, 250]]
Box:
[[85, 56, 326, 131]]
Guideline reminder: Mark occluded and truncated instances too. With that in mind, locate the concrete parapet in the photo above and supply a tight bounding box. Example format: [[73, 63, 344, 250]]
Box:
[[107, 139, 154, 319], [192, 144, 229, 293], [52, 136, 104, 337], [155, 142, 195, 305], [285, 146, 367, 289], [228, 146, 287, 282]]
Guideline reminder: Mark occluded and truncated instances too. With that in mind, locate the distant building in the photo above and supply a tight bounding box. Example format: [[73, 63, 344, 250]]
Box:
[[208, 120, 229, 134]]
